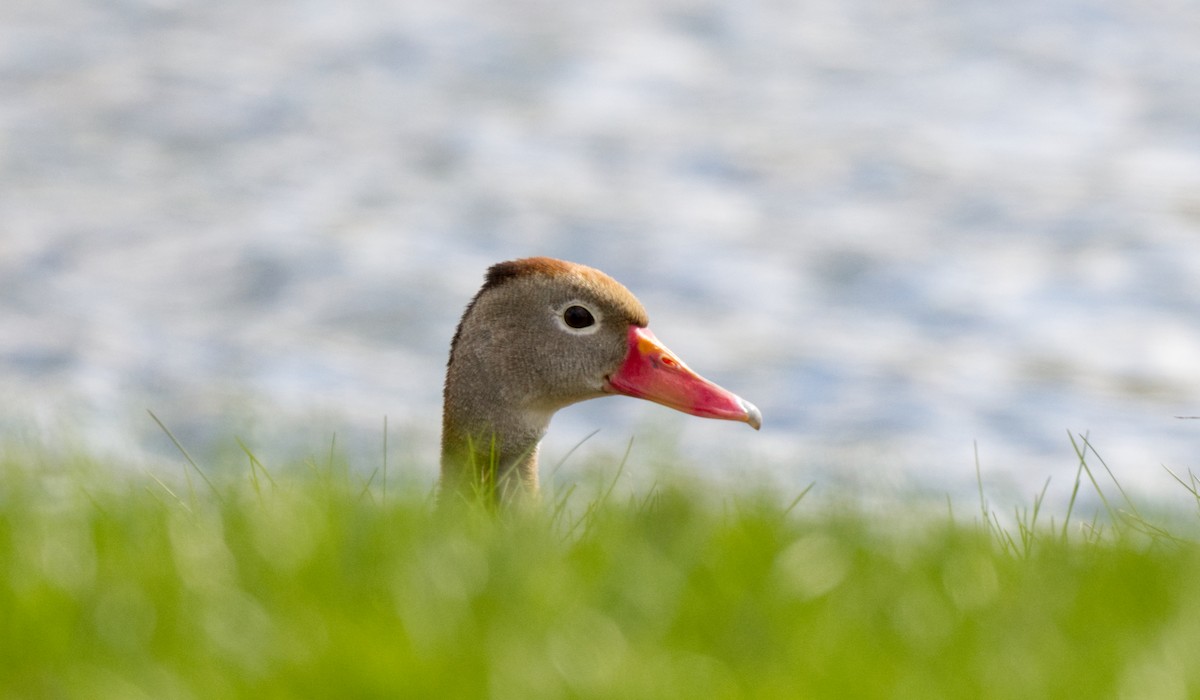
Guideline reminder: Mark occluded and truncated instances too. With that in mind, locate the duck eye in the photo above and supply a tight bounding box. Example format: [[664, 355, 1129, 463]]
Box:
[[563, 305, 595, 329]]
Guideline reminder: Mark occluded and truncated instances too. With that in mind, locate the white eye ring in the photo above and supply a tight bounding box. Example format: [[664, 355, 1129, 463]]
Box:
[[554, 300, 602, 335]]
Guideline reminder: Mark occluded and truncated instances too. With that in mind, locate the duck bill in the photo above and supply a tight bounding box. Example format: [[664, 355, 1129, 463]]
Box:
[[604, 326, 761, 430]]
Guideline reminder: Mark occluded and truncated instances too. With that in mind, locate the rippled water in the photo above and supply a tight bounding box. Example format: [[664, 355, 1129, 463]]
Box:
[[2, 0, 1199, 505]]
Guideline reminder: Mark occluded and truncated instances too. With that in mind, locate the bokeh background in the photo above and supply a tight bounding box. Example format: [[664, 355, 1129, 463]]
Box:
[[2, 0, 1198, 506]]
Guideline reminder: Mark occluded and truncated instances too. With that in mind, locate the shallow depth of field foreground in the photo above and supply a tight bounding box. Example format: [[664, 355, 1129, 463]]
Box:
[[2, 443, 1199, 699]]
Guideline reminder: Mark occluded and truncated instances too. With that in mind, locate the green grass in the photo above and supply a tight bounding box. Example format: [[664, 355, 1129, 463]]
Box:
[[1, 436, 1199, 699]]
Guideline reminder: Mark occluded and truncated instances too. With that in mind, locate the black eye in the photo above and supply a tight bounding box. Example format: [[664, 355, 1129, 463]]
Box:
[[563, 305, 595, 329]]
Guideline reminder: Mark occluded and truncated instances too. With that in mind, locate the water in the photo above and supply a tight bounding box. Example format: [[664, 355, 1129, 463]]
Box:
[[2, 0, 1198, 507]]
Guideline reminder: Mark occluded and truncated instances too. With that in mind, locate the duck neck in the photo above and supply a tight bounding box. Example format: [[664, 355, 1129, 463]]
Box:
[[440, 385, 549, 505]]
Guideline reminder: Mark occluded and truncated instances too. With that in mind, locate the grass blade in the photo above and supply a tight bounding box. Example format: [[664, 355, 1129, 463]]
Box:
[[147, 409, 223, 505]]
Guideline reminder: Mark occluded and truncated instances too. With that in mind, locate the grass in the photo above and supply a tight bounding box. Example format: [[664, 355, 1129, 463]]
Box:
[[1, 433, 1199, 699]]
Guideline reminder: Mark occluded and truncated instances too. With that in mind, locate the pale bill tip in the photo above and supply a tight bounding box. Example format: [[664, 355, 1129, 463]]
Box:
[[741, 398, 762, 430]]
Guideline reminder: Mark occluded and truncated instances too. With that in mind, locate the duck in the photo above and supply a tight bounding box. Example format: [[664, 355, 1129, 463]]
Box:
[[440, 257, 761, 504]]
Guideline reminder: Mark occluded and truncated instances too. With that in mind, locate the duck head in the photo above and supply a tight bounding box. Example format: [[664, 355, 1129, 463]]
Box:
[[441, 257, 760, 503]]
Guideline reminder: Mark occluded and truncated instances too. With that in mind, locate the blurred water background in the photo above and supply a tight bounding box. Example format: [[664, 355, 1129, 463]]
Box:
[[2, 0, 1198, 507]]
